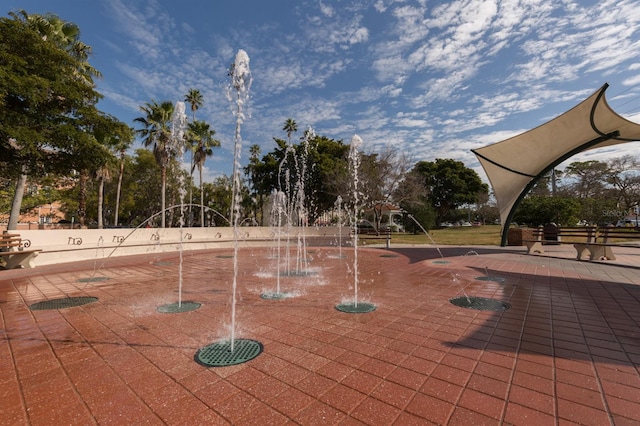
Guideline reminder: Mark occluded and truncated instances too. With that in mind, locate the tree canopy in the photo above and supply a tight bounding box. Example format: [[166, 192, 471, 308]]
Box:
[[410, 159, 489, 224], [0, 15, 107, 178]]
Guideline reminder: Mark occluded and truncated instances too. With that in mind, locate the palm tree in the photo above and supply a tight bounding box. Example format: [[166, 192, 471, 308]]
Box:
[[134, 100, 176, 228], [109, 126, 134, 227], [283, 118, 298, 145], [184, 89, 204, 223], [184, 89, 203, 121], [187, 120, 220, 226]]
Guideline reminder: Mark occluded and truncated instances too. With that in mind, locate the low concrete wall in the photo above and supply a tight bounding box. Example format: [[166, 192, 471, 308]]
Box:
[[14, 226, 347, 267]]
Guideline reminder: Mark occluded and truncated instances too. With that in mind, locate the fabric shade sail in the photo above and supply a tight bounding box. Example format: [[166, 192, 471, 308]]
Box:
[[472, 84, 640, 246]]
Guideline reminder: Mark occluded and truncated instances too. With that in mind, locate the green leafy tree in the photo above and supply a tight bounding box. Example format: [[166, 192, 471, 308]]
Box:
[[513, 196, 581, 227], [563, 160, 609, 199], [606, 155, 640, 213], [92, 115, 131, 228], [393, 169, 437, 232], [412, 159, 489, 224], [1, 13, 106, 229], [12, 10, 101, 85], [245, 134, 350, 224], [118, 149, 162, 226], [245, 144, 265, 224]]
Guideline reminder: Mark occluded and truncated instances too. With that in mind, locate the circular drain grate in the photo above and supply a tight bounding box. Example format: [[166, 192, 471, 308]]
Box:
[[216, 255, 233, 259], [432, 260, 450, 264], [335, 302, 376, 313], [153, 261, 173, 266], [157, 301, 201, 313], [450, 296, 510, 311], [195, 339, 263, 367], [77, 276, 110, 283], [475, 276, 506, 283], [30, 296, 98, 311]]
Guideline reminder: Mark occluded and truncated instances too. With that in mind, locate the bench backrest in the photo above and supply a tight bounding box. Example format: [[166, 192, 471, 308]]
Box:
[[531, 226, 597, 242], [558, 226, 597, 242], [598, 227, 640, 243], [0, 234, 22, 251]]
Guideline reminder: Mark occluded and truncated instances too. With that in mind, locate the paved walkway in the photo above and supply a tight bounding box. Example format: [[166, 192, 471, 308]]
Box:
[[1, 244, 639, 425]]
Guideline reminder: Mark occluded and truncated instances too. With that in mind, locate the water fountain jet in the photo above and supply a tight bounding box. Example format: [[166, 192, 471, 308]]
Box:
[[195, 49, 263, 366], [335, 135, 376, 314]]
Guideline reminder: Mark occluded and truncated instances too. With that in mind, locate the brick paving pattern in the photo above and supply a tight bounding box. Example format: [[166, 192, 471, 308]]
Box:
[[1, 244, 639, 425]]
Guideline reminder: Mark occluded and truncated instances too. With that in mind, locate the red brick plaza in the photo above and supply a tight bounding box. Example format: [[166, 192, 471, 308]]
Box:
[[1, 244, 639, 425]]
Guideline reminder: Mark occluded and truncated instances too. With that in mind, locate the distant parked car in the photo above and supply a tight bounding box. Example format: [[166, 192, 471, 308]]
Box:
[[460, 221, 472, 227], [440, 222, 454, 227]]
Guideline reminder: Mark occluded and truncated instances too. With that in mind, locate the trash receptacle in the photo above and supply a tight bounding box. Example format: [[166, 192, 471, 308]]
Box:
[[543, 223, 558, 244]]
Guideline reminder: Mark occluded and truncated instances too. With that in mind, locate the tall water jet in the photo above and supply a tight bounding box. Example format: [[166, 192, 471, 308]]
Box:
[[274, 128, 316, 278], [229, 49, 251, 351], [173, 101, 188, 307], [336, 135, 375, 313], [156, 102, 200, 314], [294, 128, 313, 275], [195, 50, 263, 366], [261, 190, 293, 299]]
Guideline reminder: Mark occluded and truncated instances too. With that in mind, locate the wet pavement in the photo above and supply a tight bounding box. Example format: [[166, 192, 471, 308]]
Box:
[[1, 244, 639, 425]]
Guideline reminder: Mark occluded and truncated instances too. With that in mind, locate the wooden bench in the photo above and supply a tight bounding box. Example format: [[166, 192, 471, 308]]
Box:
[[523, 226, 598, 260], [580, 227, 640, 260], [0, 233, 41, 269]]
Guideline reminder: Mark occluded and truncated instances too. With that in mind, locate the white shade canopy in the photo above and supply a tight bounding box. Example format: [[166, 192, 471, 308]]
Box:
[[472, 84, 640, 245]]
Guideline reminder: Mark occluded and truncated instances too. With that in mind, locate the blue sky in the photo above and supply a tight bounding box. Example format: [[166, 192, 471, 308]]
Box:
[[6, 0, 640, 183]]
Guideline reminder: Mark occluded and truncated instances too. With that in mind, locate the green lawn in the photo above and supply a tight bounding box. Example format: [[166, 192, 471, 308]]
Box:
[[360, 225, 503, 246]]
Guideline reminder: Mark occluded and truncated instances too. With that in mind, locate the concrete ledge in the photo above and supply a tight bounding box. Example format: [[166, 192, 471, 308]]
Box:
[[15, 226, 347, 267]]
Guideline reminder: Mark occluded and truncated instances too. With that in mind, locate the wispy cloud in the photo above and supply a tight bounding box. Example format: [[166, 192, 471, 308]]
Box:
[[83, 0, 640, 179]]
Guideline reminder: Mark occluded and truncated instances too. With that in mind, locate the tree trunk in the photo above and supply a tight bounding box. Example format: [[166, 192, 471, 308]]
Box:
[[161, 165, 166, 228], [189, 157, 194, 226], [199, 165, 204, 227], [97, 177, 104, 229], [114, 153, 124, 227], [78, 171, 88, 227], [8, 174, 27, 230]]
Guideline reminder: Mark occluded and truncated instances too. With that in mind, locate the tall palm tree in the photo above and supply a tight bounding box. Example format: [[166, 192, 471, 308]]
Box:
[[283, 118, 298, 145], [184, 89, 203, 121], [109, 126, 134, 227], [184, 89, 204, 223], [187, 120, 220, 226], [134, 100, 176, 228]]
